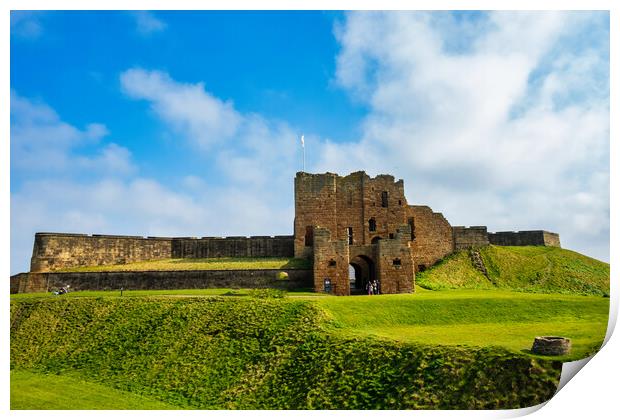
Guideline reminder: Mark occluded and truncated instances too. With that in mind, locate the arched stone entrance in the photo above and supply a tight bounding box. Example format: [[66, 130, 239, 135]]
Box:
[[349, 254, 376, 294]]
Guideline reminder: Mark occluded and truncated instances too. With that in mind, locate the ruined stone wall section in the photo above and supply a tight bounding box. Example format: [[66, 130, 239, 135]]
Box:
[[294, 172, 338, 259], [407, 206, 454, 270], [172, 236, 294, 258], [488, 231, 561, 247], [376, 225, 415, 294], [358, 174, 409, 245], [30, 233, 173, 272], [453, 226, 490, 250], [313, 227, 350, 295], [295, 171, 410, 256]]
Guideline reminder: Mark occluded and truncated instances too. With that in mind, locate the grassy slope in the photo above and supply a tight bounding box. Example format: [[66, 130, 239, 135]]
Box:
[[11, 288, 609, 361], [315, 289, 608, 360], [11, 369, 178, 409], [416, 246, 610, 296], [58, 257, 311, 272], [11, 296, 562, 409]]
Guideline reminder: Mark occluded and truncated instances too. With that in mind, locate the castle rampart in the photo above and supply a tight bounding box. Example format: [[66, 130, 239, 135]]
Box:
[[30, 233, 173, 272], [488, 231, 560, 247], [30, 233, 295, 272]]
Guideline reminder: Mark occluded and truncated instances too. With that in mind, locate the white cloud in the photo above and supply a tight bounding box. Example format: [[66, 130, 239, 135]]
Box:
[[132, 11, 167, 36], [10, 92, 134, 177], [120, 68, 303, 194], [322, 11, 609, 261], [121, 68, 242, 149]]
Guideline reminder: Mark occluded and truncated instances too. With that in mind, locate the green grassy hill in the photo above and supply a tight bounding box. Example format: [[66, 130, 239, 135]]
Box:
[[416, 246, 610, 296], [10, 245, 610, 409], [11, 296, 563, 410]]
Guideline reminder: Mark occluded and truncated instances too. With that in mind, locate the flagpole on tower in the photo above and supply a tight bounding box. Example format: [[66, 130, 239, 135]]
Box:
[[301, 134, 305, 172]]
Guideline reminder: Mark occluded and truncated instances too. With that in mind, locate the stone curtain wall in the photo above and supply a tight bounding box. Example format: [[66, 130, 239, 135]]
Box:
[[407, 206, 454, 270], [11, 269, 312, 294], [171, 236, 294, 258], [488, 231, 561, 247], [453, 226, 491, 250], [30, 233, 296, 272], [453, 228, 562, 249], [30, 233, 173, 272]]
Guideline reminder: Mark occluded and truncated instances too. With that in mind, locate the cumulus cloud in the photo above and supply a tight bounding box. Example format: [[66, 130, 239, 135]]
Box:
[[10, 92, 134, 177], [132, 11, 167, 35], [322, 11, 609, 261], [120, 68, 303, 192], [121, 68, 242, 149]]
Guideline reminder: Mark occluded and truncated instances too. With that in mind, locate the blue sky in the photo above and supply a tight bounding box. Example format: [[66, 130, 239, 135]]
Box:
[[10, 11, 610, 273]]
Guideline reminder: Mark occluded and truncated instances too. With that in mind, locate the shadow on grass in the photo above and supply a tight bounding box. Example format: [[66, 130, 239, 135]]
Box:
[[281, 259, 312, 269]]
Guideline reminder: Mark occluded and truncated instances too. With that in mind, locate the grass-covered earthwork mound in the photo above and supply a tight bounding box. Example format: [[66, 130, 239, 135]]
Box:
[[57, 257, 312, 272], [416, 246, 609, 296], [11, 296, 563, 410]]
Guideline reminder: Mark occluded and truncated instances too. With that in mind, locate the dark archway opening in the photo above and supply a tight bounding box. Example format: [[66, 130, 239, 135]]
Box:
[[349, 255, 376, 295]]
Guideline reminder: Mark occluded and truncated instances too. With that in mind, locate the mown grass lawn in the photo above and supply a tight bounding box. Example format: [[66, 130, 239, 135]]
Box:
[[11, 369, 178, 409], [312, 288, 609, 361], [56, 257, 312, 272]]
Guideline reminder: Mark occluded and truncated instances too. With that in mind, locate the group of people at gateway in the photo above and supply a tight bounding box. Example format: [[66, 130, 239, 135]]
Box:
[[366, 279, 381, 295]]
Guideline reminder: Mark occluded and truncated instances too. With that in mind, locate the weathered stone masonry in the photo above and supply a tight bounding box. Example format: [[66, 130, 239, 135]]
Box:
[[30, 233, 294, 272], [19, 171, 561, 296], [489, 231, 561, 247], [11, 269, 311, 294], [295, 172, 444, 295]]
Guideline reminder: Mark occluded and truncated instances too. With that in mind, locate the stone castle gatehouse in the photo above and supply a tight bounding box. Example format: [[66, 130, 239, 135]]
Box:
[[294, 171, 453, 295]]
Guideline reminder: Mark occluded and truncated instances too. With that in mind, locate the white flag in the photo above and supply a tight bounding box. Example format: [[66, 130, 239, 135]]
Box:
[[301, 135, 305, 147]]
